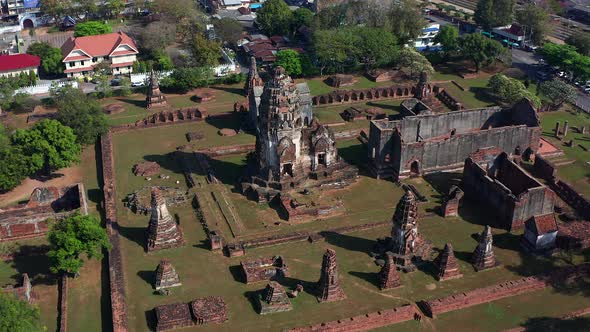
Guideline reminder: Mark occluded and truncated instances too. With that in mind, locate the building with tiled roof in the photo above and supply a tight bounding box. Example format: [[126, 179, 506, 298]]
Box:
[[60, 31, 139, 78], [522, 214, 558, 253], [0, 53, 40, 78]]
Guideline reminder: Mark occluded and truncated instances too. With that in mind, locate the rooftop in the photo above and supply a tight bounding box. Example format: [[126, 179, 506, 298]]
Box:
[[0, 53, 40, 72], [61, 31, 138, 60]]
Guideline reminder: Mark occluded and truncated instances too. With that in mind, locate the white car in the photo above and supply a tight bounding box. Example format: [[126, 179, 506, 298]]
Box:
[[131, 80, 145, 87]]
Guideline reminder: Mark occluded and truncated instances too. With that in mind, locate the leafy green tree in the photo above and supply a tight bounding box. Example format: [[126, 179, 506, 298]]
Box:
[[162, 67, 212, 93], [474, 0, 514, 31], [11, 119, 81, 175], [189, 33, 221, 67], [154, 51, 173, 71], [26, 42, 64, 77], [539, 79, 577, 109], [487, 73, 540, 106], [136, 21, 177, 54], [41, 0, 72, 26], [355, 27, 399, 69], [0, 292, 43, 332], [312, 28, 357, 75], [566, 32, 590, 56], [51, 85, 108, 145], [433, 25, 459, 58], [291, 7, 314, 32], [493, 0, 515, 27], [119, 77, 132, 96], [460, 33, 505, 72], [540, 43, 590, 81], [276, 50, 302, 76], [213, 17, 243, 47], [104, 0, 124, 17], [398, 48, 434, 79], [47, 213, 111, 275], [74, 21, 112, 37], [77, 0, 98, 19], [256, 0, 293, 36], [517, 4, 550, 46], [94, 75, 112, 99], [0, 145, 31, 192], [386, 0, 425, 44]]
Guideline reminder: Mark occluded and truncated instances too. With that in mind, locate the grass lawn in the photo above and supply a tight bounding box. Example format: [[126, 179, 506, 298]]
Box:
[[539, 110, 590, 196], [304, 76, 402, 96], [0, 238, 58, 332], [438, 78, 496, 109], [108, 128, 588, 331]]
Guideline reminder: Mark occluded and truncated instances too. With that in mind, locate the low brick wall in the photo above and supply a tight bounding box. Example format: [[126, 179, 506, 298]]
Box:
[[419, 277, 549, 318], [436, 89, 463, 111], [196, 144, 255, 157], [286, 304, 418, 332], [552, 180, 590, 220], [311, 84, 430, 106], [58, 276, 68, 332]]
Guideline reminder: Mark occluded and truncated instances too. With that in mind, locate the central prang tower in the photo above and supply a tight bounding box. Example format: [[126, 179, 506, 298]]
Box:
[[241, 67, 357, 203]]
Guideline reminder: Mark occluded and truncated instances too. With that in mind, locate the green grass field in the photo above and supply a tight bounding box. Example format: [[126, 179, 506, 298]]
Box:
[[304, 76, 401, 96]]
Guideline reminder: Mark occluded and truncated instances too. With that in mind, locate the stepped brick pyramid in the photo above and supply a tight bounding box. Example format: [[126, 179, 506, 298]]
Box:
[[258, 281, 293, 314], [154, 260, 182, 290], [146, 71, 167, 109], [435, 243, 463, 281], [317, 248, 346, 302], [379, 252, 402, 290], [147, 187, 185, 252], [472, 225, 498, 271]]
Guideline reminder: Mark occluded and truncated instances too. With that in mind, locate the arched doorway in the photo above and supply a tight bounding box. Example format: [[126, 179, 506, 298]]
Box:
[[410, 161, 420, 176], [22, 19, 34, 29]]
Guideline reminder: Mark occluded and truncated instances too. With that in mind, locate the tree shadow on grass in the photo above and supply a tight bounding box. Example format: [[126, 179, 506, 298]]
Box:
[[137, 270, 155, 288], [116, 224, 146, 250], [10, 245, 56, 285], [320, 231, 375, 255]]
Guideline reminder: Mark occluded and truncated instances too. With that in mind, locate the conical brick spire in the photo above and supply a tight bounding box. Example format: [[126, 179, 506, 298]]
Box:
[[435, 243, 463, 281], [472, 225, 497, 271], [391, 190, 419, 256], [147, 187, 185, 251], [317, 248, 346, 302], [154, 260, 182, 290], [379, 252, 401, 290]]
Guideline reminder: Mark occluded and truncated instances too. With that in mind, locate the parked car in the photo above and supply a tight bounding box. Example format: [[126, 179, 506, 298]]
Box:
[[110, 78, 122, 86], [131, 80, 145, 87]]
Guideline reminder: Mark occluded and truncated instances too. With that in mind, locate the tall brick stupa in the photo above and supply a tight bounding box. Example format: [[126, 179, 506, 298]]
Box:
[[146, 187, 185, 252], [317, 248, 346, 302]]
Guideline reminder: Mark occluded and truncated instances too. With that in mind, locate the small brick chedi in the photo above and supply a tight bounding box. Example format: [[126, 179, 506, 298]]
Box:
[[146, 71, 167, 109], [472, 226, 498, 271], [387, 190, 432, 272], [441, 185, 463, 218], [317, 248, 346, 302], [379, 252, 402, 289], [154, 260, 181, 290], [257, 281, 293, 314], [435, 243, 463, 281], [241, 66, 357, 203], [146, 187, 185, 252], [154, 297, 227, 332], [240, 256, 288, 284]]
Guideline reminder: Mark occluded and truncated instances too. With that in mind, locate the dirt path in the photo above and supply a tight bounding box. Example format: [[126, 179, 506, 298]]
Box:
[[0, 166, 82, 208]]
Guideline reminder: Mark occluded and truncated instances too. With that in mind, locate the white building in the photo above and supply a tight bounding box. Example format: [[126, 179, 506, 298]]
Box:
[[522, 214, 558, 253], [414, 22, 441, 51], [0, 53, 39, 77], [61, 31, 139, 78]]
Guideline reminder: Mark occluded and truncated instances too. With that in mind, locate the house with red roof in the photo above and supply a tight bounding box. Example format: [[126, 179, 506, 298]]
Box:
[[61, 31, 139, 78], [0, 53, 40, 78]]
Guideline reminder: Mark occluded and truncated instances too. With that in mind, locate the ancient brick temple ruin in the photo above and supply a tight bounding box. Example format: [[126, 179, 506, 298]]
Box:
[[154, 296, 227, 331], [317, 248, 346, 302], [154, 260, 182, 290], [146, 187, 185, 252], [257, 281, 293, 314], [379, 252, 402, 290], [241, 67, 357, 203], [240, 256, 288, 284], [441, 185, 463, 218], [379, 190, 432, 272], [472, 226, 498, 271], [244, 56, 263, 96], [1, 274, 34, 303], [368, 98, 541, 180], [463, 152, 555, 231], [435, 243, 463, 281], [146, 71, 167, 109]]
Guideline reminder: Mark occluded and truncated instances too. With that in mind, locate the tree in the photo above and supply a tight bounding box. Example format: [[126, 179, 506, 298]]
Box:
[[386, 0, 426, 44], [104, 0, 124, 17], [119, 77, 132, 96], [493, 0, 515, 27], [94, 75, 112, 99], [213, 17, 243, 47], [460, 33, 505, 72], [74, 21, 112, 37], [355, 27, 399, 69], [540, 43, 590, 81], [566, 32, 590, 56], [51, 85, 109, 145], [487, 73, 540, 106], [41, 0, 72, 26], [189, 33, 221, 67], [135, 21, 177, 54], [11, 119, 81, 175], [312, 28, 357, 75], [276, 50, 302, 76], [256, 0, 293, 36], [0, 145, 30, 192], [47, 214, 111, 276], [291, 7, 314, 33], [161, 67, 212, 93], [76, 0, 98, 20], [474, 0, 514, 31], [539, 79, 577, 109], [93, 61, 111, 76], [517, 4, 550, 46], [26, 42, 64, 77], [154, 0, 206, 40], [398, 48, 434, 79], [433, 25, 459, 58], [0, 292, 43, 332]]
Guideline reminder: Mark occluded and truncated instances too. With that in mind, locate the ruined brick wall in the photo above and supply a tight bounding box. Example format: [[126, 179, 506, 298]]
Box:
[[436, 89, 463, 111], [110, 108, 208, 133], [59, 276, 68, 332], [420, 277, 549, 318], [196, 144, 256, 157], [552, 180, 590, 220], [100, 132, 128, 332], [533, 154, 557, 181], [286, 304, 418, 332], [311, 85, 418, 106]]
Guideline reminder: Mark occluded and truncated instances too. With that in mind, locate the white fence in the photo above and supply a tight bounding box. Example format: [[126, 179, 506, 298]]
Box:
[[130, 70, 172, 83], [16, 81, 79, 95]]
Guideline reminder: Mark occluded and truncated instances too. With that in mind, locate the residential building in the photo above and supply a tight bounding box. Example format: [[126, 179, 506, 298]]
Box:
[[1, 0, 40, 16], [492, 24, 525, 47], [61, 31, 139, 78], [414, 21, 440, 51], [0, 53, 39, 77]]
